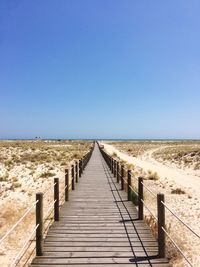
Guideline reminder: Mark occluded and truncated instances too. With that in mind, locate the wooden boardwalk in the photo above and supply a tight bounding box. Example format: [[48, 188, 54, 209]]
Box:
[[30, 144, 171, 266]]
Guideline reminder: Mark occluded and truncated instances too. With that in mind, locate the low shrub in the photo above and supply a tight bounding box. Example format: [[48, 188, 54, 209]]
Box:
[[147, 170, 159, 180], [40, 172, 55, 178], [171, 188, 186, 194], [131, 190, 138, 206]]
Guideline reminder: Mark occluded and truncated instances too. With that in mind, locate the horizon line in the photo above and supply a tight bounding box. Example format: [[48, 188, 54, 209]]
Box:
[[0, 138, 200, 141]]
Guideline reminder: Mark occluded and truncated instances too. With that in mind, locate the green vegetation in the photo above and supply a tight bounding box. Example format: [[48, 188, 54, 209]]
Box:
[[131, 190, 138, 206]]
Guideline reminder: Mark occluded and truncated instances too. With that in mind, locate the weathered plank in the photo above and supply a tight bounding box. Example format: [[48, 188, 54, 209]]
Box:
[[32, 257, 171, 265], [32, 265, 171, 267], [43, 247, 156, 252]]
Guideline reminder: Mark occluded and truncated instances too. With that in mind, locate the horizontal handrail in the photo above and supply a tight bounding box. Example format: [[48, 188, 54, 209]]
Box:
[[63, 184, 68, 190], [60, 184, 70, 203], [0, 200, 38, 244], [11, 224, 39, 267], [141, 182, 157, 198], [162, 227, 193, 267], [44, 200, 56, 221], [161, 201, 200, 240], [122, 177, 128, 184], [43, 182, 57, 196], [117, 171, 122, 177], [130, 171, 138, 180], [128, 185, 138, 196], [141, 199, 157, 221]]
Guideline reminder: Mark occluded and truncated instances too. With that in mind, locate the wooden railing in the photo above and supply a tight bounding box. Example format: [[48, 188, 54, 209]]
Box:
[[98, 143, 199, 267], [0, 144, 94, 267], [35, 145, 94, 257]]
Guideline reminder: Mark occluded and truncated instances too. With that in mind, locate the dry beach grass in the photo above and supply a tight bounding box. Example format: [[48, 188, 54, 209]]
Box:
[[0, 140, 92, 266]]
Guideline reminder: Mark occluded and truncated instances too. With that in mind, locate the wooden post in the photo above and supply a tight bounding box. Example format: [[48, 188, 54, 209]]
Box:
[[71, 165, 75, 190], [75, 161, 78, 183], [65, 169, 69, 201], [114, 160, 116, 178], [138, 177, 144, 220], [157, 193, 165, 258], [128, 170, 131, 201], [117, 162, 119, 183], [115, 161, 117, 178], [36, 193, 43, 256], [54, 178, 59, 221], [111, 159, 113, 173], [79, 159, 82, 177], [82, 157, 85, 170], [121, 165, 124, 190]]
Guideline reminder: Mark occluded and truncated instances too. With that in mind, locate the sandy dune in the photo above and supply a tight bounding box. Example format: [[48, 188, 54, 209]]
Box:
[[102, 143, 200, 196], [0, 140, 92, 267]]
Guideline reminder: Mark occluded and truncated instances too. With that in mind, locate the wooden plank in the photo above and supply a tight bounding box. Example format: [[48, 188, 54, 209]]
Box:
[[43, 241, 158, 247], [40, 252, 161, 259], [43, 252, 135, 257], [43, 247, 157, 253], [32, 257, 171, 264], [47, 233, 153, 238], [48, 229, 136, 233], [44, 238, 156, 244], [43, 246, 134, 252], [51, 223, 147, 226], [32, 264, 171, 267]]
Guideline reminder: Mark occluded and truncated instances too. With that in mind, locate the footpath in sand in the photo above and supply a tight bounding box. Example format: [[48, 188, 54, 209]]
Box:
[[102, 143, 200, 196]]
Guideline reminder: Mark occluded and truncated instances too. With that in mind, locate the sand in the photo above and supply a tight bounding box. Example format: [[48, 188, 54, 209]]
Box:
[[0, 140, 91, 266], [102, 143, 200, 193]]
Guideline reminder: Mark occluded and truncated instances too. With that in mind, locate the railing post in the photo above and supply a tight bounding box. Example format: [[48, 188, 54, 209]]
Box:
[[71, 165, 75, 190], [114, 160, 116, 178], [117, 162, 119, 183], [36, 193, 43, 256], [82, 157, 85, 170], [111, 158, 114, 174], [54, 178, 59, 221], [75, 161, 78, 183], [65, 169, 69, 201], [157, 193, 165, 258], [138, 177, 144, 220], [111, 159, 113, 173], [127, 170, 131, 201], [121, 165, 124, 190], [79, 159, 82, 177]]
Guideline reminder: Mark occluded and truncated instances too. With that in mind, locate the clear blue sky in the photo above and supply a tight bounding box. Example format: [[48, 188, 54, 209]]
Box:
[[0, 0, 200, 139]]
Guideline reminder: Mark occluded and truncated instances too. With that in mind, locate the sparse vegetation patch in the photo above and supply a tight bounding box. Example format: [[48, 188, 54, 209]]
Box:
[[147, 170, 160, 180], [171, 188, 186, 194], [39, 172, 55, 178]]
